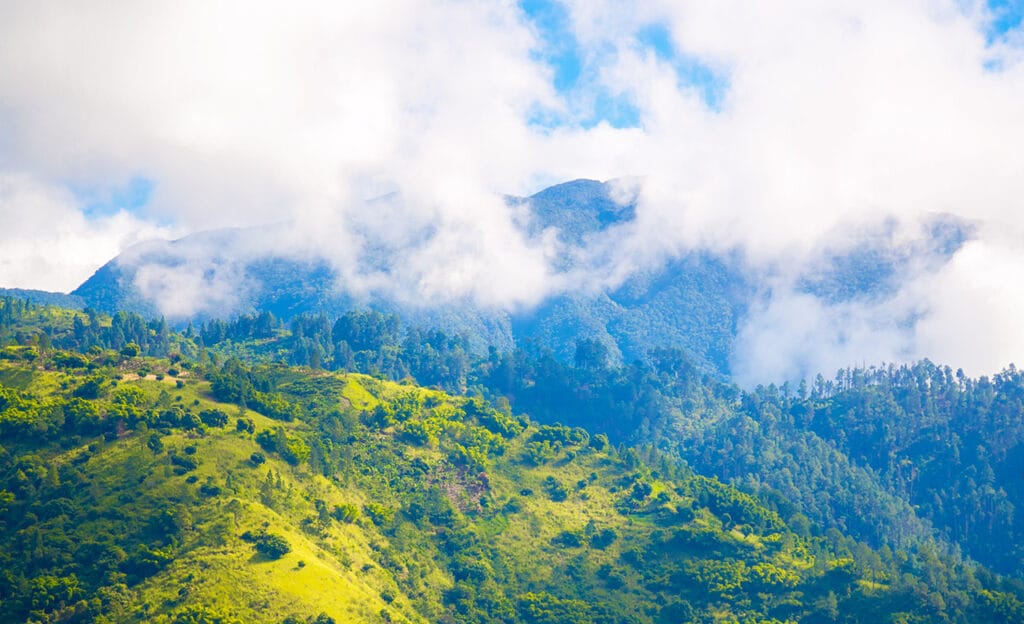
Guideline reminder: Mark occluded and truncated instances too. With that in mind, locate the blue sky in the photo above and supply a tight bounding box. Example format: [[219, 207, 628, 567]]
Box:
[[988, 0, 1024, 38], [519, 0, 726, 127], [521, 0, 1023, 128], [78, 176, 154, 219]]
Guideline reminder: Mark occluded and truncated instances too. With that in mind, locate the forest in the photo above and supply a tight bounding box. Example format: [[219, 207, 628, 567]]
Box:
[[0, 297, 1022, 623], [167, 306, 1024, 579]]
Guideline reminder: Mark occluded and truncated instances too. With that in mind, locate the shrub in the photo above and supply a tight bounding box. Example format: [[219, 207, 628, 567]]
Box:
[[332, 504, 360, 523], [255, 533, 291, 559], [551, 531, 583, 548], [199, 409, 229, 428], [542, 476, 568, 502], [147, 434, 164, 454], [590, 528, 618, 549]]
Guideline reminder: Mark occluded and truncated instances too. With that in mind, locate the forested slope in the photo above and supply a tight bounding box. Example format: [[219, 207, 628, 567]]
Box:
[[1, 298, 1022, 622], [164, 304, 1024, 582]]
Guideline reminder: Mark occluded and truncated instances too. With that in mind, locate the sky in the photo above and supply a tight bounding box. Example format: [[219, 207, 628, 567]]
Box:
[[0, 0, 1023, 383]]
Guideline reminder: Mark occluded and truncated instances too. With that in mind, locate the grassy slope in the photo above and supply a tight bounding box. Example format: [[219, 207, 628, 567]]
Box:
[[0, 364, 412, 622], [97, 374, 420, 623]]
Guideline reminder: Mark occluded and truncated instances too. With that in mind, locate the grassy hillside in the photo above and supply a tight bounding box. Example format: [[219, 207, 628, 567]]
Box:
[[1, 337, 1023, 624]]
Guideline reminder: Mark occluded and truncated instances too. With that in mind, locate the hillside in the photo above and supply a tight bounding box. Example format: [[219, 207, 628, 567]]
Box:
[[0, 288, 84, 310], [164, 304, 1024, 584], [2, 304, 1022, 622]]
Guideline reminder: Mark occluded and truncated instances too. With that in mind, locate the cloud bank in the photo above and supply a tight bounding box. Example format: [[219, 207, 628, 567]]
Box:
[[0, 0, 1022, 382], [0, 174, 171, 292]]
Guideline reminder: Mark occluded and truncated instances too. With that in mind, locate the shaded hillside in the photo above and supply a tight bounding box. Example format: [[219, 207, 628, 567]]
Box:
[[793, 362, 1024, 575], [511, 252, 744, 371]]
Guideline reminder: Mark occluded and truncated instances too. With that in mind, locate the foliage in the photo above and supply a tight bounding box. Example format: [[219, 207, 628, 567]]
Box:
[[253, 533, 291, 559], [0, 299, 1021, 623]]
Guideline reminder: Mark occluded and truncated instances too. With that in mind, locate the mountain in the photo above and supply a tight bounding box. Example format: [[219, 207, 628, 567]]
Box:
[[0, 287, 84, 309], [69, 180, 748, 373], [1, 309, 1021, 623], [70, 179, 969, 377], [71, 231, 517, 355], [509, 178, 636, 246], [13, 294, 1017, 585], [511, 251, 745, 372]]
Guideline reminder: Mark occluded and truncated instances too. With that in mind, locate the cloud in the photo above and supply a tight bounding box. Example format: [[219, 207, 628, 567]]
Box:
[[0, 1, 1023, 379], [911, 225, 1024, 375], [554, 0, 1024, 380], [0, 174, 171, 292], [0, 0, 625, 303], [731, 289, 914, 387]]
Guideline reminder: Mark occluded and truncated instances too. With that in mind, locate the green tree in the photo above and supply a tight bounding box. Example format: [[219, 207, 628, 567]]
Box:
[[255, 533, 291, 559]]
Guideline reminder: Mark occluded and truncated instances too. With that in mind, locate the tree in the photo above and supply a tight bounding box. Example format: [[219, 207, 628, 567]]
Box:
[[255, 533, 291, 559], [146, 433, 164, 454], [574, 338, 609, 371], [199, 409, 229, 428], [73, 377, 103, 400]]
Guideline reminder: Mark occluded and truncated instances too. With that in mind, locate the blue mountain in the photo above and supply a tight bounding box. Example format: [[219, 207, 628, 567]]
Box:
[[67, 179, 967, 376]]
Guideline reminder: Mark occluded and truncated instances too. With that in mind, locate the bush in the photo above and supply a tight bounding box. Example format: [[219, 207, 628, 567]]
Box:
[[147, 433, 164, 454], [364, 503, 394, 526], [120, 343, 140, 358], [170, 454, 197, 473], [199, 409, 229, 428], [53, 352, 89, 369], [73, 377, 103, 400], [332, 504, 360, 523], [551, 531, 583, 548], [590, 528, 618, 549], [255, 533, 291, 559], [199, 482, 222, 497], [256, 429, 277, 451], [542, 477, 568, 502]]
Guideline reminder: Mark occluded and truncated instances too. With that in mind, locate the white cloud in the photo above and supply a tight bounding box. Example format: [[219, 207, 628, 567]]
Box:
[[556, 0, 1024, 380], [0, 0, 624, 305], [731, 288, 914, 387], [0, 1, 1023, 379], [911, 227, 1024, 376], [0, 174, 170, 292]]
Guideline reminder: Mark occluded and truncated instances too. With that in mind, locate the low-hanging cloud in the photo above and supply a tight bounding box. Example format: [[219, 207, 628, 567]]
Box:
[[0, 173, 171, 292], [0, 0, 1022, 382]]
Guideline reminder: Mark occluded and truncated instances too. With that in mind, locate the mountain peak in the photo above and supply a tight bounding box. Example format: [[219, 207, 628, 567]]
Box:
[[515, 178, 636, 246]]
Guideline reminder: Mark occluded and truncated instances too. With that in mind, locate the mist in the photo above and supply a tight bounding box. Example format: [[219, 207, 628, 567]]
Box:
[[1, 0, 1023, 383]]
